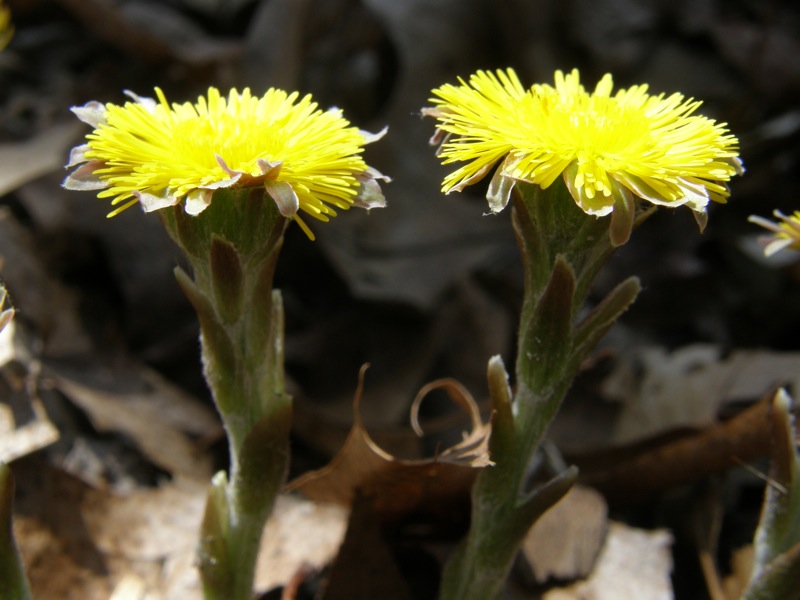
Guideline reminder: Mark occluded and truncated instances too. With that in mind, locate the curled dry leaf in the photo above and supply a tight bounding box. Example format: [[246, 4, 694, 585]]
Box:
[[288, 365, 492, 522]]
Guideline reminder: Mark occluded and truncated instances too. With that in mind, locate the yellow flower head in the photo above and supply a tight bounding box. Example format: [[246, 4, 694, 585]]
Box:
[[749, 210, 800, 256], [0, 0, 13, 51], [64, 87, 388, 238], [427, 68, 742, 233]]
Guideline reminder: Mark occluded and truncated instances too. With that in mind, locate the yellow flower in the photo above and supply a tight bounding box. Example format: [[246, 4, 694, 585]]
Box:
[[749, 210, 800, 256], [64, 87, 388, 239], [427, 68, 742, 234], [0, 0, 13, 51]]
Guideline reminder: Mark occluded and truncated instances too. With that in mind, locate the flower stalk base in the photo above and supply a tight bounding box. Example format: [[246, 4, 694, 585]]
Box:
[[160, 189, 291, 600], [439, 180, 642, 599], [0, 465, 31, 600]]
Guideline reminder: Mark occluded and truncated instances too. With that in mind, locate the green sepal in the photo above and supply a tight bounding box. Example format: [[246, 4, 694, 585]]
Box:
[[233, 398, 292, 518], [210, 236, 244, 325], [0, 464, 32, 600], [254, 290, 286, 416], [197, 471, 233, 595], [486, 355, 513, 445], [159, 188, 288, 267], [608, 184, 636, 247], [517, 465, 578, 525], [157, 204, 203, 260], [742, 542, 800, 600], [249, 256, 284, 366], [174, 267, 237, 413], [516, 256, 575, 393], [572, 276, 640, 360], [744, 389, 800, 599], [512, 181, 618, 317], [480, 356, 517, 491]]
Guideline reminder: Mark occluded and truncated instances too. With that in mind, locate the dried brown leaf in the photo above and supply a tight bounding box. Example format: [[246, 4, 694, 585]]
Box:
[[320, 497, 413, 600], [46, 360, 221, 481], [518, 485, 609, 585], [0, 123, 82, 197], [581, 393, 774, 504], [255, 495, 348, 594], [603, 345, 800, 444], [15, 453, 345, 599], [0, 320, 60, 462], [543, 522, 673, 600], [288, 366, 491, 522], [723, 545, 754, 600]]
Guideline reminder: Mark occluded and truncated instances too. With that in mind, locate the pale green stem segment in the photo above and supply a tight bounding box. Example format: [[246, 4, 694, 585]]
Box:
[[0, 464, 31, 600], [440, 180, 644, 600], [742, 389, 800, 600], [160, 189, 291, 600]]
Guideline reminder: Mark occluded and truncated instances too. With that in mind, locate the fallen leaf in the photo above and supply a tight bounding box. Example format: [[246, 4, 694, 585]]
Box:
[[543, 521, 673, 600], [0, 207, 94, 358], [0, 320, 60, 462], [580, 393, 774, 504], [0, 123, 82, 197], [722, 545, 754, 600], [319, 496, 413, 600], [255, 494, 348, 594], [518, 485, 609, 585], [45, 360, 220, 481], [15, 454, 346, 600], [603, 344, 800, 444], [288, 366, 491, 523]]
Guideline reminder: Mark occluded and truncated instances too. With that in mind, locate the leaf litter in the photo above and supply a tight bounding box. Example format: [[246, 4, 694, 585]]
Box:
[[1, 0, 799, 597]]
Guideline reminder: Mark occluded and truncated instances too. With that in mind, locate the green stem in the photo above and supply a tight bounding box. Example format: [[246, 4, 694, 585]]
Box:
[[161, 190, 291, 600], [0, 464, 31, 600], [439, 180, 640, 599]]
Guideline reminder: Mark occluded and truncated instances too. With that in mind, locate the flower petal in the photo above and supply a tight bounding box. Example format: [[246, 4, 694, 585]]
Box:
[[674, 178, 711, 213], [264, 180, 300, 217], [564, 163, 613, 217], [123, 90, 158, 112], [70, 101, 107, 128], [608, 183, 636, 246], [486, 165, 516, 213], [449, 162, 495, 193], [256, 159, 283, 179], [353, 168, 389, 210], [764, 237, 796, 256], [359, 126, 388, 145], [427, 67, 742, 228], [62, 161, 109, 191], [135, 190, 180, 212], [66, 144, 91, 168], [63, 86, 386, 235], [184, 189, 213, 215]]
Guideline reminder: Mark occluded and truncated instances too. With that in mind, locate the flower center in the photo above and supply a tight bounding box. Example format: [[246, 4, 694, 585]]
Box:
[[170, 114, 278, 176]]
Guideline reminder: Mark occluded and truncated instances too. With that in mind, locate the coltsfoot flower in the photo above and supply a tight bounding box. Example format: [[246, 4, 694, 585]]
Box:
[[749, 210, 800, 256], [426, 68, 742, 242], [64, 87, 388, 238], [0, 0, 13, 50]]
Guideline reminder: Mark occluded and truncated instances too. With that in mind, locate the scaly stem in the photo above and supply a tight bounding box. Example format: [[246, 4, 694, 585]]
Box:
[[161, 190, 291, 600], [439, 181, 641, 599], [0, 465, 31, 600]]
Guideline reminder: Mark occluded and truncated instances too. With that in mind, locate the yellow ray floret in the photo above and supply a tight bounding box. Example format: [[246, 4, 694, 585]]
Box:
[[0, 0, 13, 50], [64, 87, 387, 238], [749, 210, 800, 256], [427, 68, 742, 221]]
